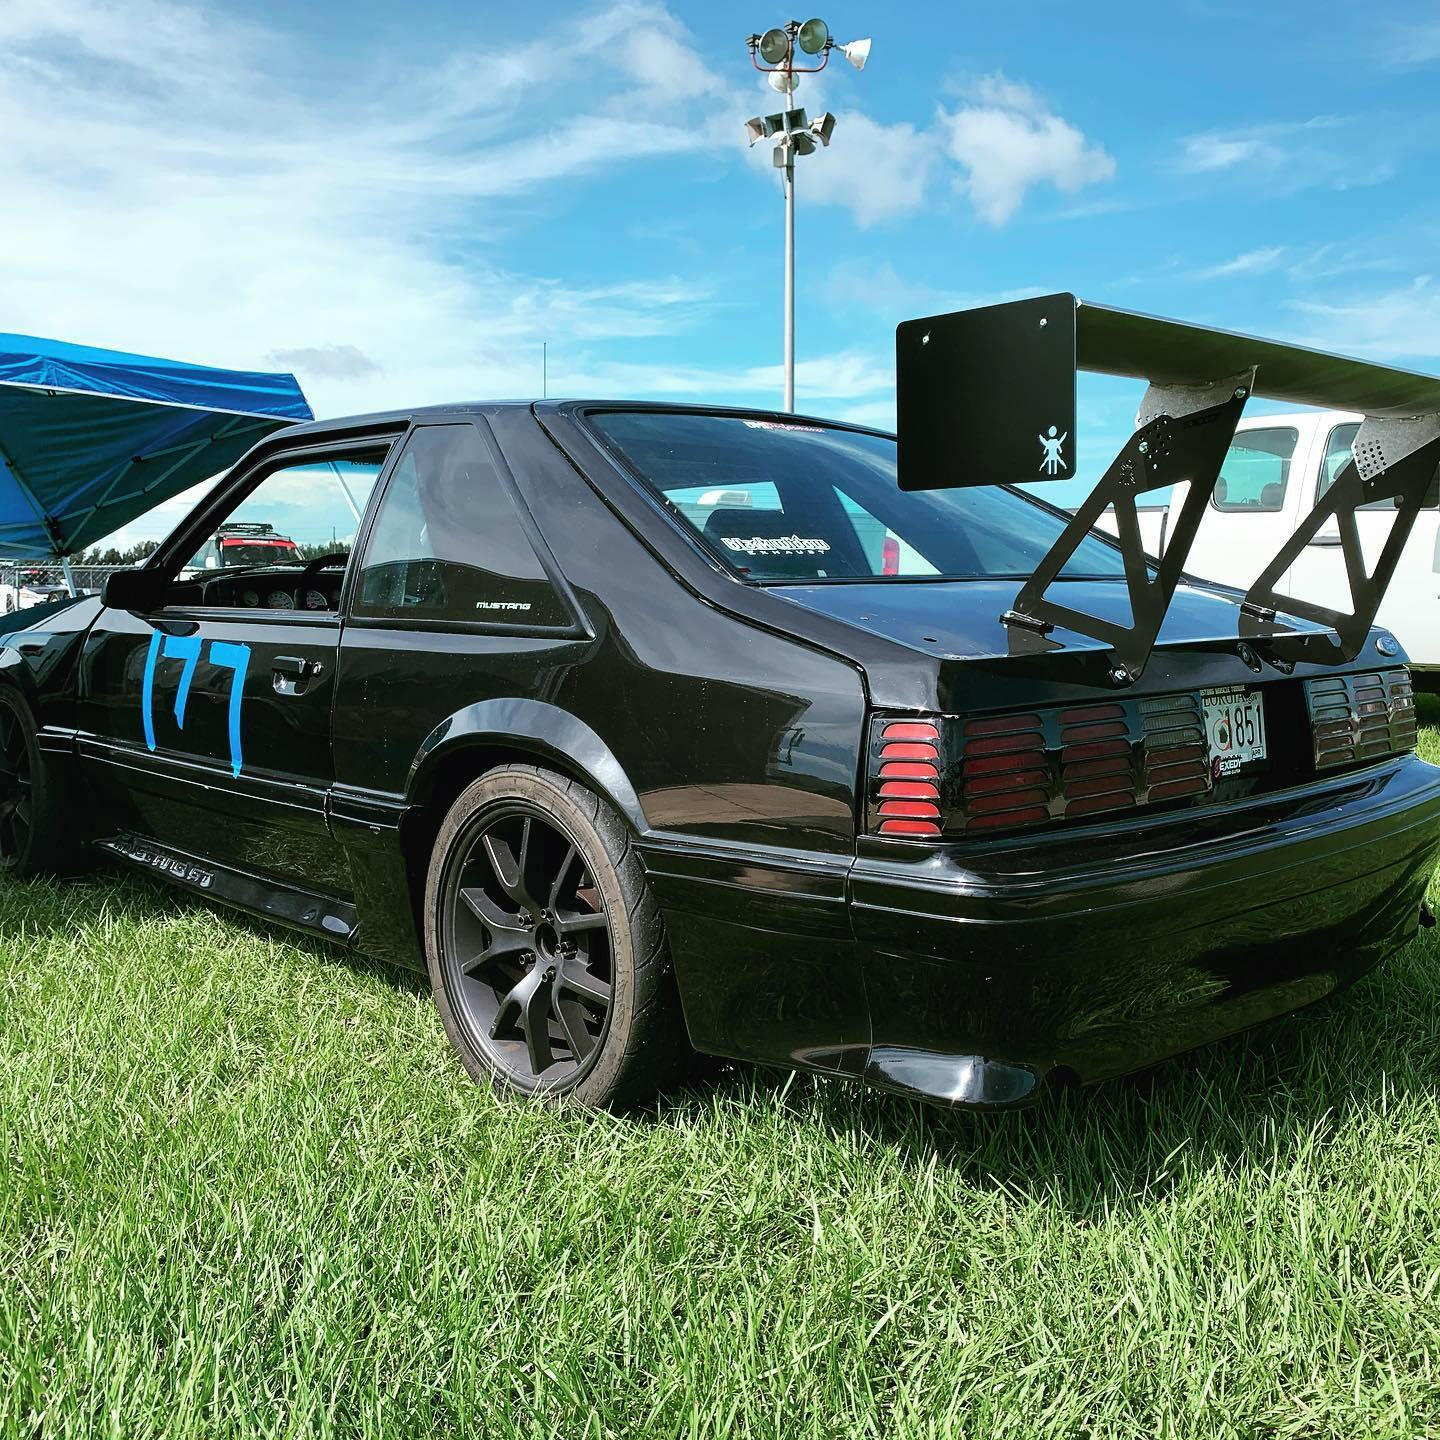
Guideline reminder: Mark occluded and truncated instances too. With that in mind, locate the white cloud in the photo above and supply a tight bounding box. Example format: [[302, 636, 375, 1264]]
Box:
[[1174, 117, 1356, 186], [793, 113, 938, 229], [0, 0, 740, 427], [1375, 18, 1440, 67], [938, 74, 1115, 225], [1287, 277, 1440, 361], [1178, 135, 1268, 174], [1193, 246, 1287, 280]]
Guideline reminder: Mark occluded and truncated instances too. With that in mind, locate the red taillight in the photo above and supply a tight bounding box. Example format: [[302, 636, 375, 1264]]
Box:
[[875, 718, 941, 835], [869, 693, 1225, 841], [881, 535, 900, 575]]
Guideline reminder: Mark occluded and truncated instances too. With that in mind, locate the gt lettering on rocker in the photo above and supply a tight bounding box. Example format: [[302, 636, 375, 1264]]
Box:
[[141, 632, 251, 777]]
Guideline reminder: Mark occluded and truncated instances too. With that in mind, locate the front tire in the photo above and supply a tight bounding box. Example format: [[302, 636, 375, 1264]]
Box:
[[0, 687, 78, 877], [423, 764, 691, 1108]]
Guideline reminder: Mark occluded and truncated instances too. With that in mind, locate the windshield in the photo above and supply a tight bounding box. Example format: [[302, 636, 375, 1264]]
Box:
[[588, 412, 1127, 583]]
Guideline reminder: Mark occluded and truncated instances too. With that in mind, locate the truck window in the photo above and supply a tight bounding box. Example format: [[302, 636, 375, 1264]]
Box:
[[1317, 422, 1440, 511], [1211, 428, 1297, 513]]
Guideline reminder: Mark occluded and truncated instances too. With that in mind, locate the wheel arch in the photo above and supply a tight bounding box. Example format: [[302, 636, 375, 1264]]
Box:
[[394, 700, 652, 944], [405, 699, 649, 831]]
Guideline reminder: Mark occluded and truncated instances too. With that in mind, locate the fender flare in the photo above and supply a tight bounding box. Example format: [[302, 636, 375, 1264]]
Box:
[[404, 697, 651, 835]]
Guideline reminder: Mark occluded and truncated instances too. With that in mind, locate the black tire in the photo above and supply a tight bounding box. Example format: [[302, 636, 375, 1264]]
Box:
[[0, 687, 78, 877], [423, 764, 691, 1109]]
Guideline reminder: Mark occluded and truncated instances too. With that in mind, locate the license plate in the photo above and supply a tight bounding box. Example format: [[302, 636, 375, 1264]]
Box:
[[1201, 686, 1267, 779]]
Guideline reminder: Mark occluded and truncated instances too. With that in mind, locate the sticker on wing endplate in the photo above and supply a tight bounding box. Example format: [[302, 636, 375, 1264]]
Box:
[[141, 632, 251, 778], [721, 535, 832, 556], [1038, 426, 1069, 475]]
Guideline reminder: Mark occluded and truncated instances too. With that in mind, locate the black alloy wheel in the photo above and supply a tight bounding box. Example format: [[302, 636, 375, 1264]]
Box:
[[442, 802, 615, 1089], [424, 764, 692, 1108], [0, 701, 32, 870]]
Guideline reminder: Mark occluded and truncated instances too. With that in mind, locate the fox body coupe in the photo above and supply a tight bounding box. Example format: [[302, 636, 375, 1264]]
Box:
[[2, 401, 1436, 1108]]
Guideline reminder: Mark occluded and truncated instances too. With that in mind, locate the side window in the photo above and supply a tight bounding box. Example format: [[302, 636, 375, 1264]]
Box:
[[1317, 422, 1439, 511], [166, 448, 387, 609], [1211, 428, 1297, 513], [352, 423, 570, 626]]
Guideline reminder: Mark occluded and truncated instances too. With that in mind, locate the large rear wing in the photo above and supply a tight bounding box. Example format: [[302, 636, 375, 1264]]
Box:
[[896, 293, 1440, 681]]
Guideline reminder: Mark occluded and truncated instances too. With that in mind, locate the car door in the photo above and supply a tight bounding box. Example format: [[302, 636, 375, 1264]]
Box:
[[75, 434, 398, 894], [1283, 419, 1440, 663]]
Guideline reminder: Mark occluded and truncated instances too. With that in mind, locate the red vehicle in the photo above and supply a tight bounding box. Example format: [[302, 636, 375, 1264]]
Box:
[[191, 523, 299, 570]]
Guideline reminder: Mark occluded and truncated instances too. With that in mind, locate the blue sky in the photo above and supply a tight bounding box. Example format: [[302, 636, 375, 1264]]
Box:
[[4, 0, 1440, 534]]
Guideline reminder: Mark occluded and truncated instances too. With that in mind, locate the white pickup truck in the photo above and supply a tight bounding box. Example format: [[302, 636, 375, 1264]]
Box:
[[1097, 409, 1440, 680]]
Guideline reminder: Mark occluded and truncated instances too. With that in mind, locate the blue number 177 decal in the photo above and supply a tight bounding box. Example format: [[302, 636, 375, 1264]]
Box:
[[141, 632, 251, 777]]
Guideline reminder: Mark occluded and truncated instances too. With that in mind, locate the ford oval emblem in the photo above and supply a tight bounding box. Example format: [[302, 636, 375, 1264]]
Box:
[[1377, 633, 1400, 657]]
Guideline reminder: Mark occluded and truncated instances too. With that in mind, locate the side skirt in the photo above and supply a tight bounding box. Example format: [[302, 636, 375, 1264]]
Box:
[[94, 832, 358, 944]]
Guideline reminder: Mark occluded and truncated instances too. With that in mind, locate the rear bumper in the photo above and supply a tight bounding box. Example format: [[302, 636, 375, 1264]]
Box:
[[847, 755, 1440, 1105], [651, 755, 1440, 1109]]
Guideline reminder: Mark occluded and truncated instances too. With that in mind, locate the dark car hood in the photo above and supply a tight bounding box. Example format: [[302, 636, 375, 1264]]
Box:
[[766, 577, 1328, 662]]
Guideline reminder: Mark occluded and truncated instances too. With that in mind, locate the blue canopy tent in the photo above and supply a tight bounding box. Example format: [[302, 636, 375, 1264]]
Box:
[[0, 334, 312, 575]]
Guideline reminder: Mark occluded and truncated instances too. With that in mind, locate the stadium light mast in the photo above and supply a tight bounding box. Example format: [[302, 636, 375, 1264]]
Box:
[[745, 20, 870, 413]]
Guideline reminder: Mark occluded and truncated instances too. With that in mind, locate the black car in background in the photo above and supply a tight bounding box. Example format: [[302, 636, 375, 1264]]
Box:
[[1, 403, 1437, 1109]]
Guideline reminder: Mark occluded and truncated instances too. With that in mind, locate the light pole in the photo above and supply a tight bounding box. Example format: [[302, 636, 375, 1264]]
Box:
[[745, 19, 870, 413]]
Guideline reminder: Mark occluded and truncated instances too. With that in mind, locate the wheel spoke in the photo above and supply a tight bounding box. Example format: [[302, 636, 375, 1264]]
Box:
[[490, 965, 556, 1075], [547, 845, 576, 909], [557, 908, 607, 935], [482, 829, 537, 910], [557, 960, 611, 1010], [555, 999, 595, 1061], [457, 887, 532, 975]]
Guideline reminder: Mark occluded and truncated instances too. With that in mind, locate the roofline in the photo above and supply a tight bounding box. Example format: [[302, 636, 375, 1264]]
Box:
[[277, 398, 898, 441]]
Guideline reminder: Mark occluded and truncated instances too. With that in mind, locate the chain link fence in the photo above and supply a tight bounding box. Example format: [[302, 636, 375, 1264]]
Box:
[[0, 561, 132, 614]]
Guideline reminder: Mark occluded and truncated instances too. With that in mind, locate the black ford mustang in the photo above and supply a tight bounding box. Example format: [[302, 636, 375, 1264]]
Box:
[[2, 399, 1438, 1108]]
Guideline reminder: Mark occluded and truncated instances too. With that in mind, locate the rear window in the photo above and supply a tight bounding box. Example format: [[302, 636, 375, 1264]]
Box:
[[587, 412, 1127, 583]]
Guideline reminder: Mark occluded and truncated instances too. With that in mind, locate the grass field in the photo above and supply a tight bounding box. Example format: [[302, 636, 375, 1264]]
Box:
[[3, 713, 1440, 1439]]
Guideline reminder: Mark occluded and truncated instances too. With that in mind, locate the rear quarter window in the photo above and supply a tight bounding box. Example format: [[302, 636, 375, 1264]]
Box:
[[352, 422, 571, 627]]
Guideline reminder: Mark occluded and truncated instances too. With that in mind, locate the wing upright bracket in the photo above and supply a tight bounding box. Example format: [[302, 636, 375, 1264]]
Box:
[[1001, 371, 1253, 684], [1240, 415, 1440, 664]]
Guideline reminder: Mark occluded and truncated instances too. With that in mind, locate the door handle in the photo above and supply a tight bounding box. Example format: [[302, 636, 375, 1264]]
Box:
[[272, 655, 323, 695], [1307, 533, 1343, 547]]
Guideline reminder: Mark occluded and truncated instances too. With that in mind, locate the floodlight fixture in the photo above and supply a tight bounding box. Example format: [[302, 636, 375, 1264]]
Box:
[[742, 17, 869, 412], [797, 17, 829, 53], [746, 112, 787, 145], [758, 26, 790, 63]]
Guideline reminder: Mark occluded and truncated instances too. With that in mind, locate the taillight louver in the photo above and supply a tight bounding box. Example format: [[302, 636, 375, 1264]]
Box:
[[958, 712, 1049, 831], [875, 719, 942, 836], [1307, 669, 1417, 770], [1057, 703, 1137, 818], [1139, 694, 1211, 801]]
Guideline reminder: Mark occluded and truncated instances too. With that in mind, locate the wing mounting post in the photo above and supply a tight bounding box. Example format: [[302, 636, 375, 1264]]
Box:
[[1240, 414, 1440, 664], [1002, 370, 1254, 684]]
